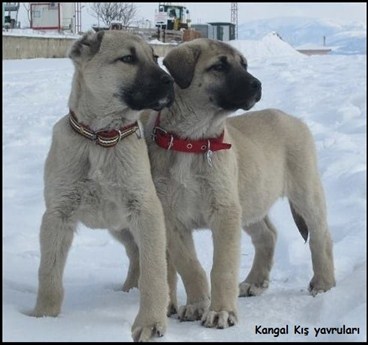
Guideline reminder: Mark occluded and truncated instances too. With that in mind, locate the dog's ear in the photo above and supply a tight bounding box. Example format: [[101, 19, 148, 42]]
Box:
[[163, 44, 201, 89], [68, 31, 104, 66]]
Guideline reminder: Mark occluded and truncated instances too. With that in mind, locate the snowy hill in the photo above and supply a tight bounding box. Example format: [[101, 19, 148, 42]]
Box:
[[239, 17, 367, 55]]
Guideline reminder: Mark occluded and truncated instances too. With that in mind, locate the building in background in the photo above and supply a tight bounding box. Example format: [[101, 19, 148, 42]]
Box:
[[192, 22, 235, 41], [208, 22, 235, 41], [191, 24, 214, 40], [30, 2, 81, 33], [3, 2, 20, 29]]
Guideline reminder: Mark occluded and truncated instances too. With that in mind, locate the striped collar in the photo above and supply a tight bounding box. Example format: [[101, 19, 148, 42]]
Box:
[[69, 110, 143, 148]]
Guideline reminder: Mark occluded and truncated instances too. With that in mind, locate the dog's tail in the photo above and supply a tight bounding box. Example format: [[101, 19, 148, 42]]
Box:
[[289, 202, 309, 243]]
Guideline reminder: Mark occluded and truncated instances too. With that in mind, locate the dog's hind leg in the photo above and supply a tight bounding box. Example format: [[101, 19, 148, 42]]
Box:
[[286, 137, 335, 296], [167, 251, 178, 316], [32, 210, 75, 317], [111, 228, 179, 316], [288, 180, 335, 296], [239, 216, 277, 297], [109, 229, 139, 292]]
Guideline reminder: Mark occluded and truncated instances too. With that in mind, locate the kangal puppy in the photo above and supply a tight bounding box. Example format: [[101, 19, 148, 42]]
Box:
[[31, 31, 175, 342], [122, 38, 335, 329]]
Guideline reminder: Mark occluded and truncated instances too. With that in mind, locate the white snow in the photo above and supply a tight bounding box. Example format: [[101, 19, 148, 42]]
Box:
[[229, 32, 304, 61], [3, 34, 366, 342], [3, 28, 80, 39]]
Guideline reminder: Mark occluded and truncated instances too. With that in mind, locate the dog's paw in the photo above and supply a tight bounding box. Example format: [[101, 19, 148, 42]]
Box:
[[28, 305, 60, 318], [167, 301, 178, 317], [308, 276, 336, 297], [238, 280, 269, 297], [178, 298, 210, 321], [132, 322, 166, 342], [201, 310, 238, 329]]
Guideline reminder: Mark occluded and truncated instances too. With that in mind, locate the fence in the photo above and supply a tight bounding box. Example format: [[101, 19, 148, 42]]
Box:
[[2, 34, 177, 60]]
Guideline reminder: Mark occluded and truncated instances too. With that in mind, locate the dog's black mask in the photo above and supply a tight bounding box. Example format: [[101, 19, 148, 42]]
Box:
[[213, 68, 262, 111], [121, 68, 174, 111]]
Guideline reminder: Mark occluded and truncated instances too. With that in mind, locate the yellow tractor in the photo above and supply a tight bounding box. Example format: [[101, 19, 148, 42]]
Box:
[[156, 3, 190, 30]]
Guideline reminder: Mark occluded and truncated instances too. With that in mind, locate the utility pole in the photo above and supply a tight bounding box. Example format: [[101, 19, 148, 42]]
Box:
[[231, 3, 238, 39], [75, 3, 82, 34]]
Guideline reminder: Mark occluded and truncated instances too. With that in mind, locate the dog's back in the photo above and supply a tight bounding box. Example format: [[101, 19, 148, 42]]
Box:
[[227, 108, 319, 234]]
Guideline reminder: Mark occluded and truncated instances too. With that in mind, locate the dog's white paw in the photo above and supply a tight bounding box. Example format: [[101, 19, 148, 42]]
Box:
[[167, 301, 178, 317], [201, 310, 238, 329], [29, 304, 60, 318], [308, 276, 335, 296], [239, 280, 269, 297], [30, 294, 62, 317], [132, 321, 166, 342], [178, 298, 210, 321]]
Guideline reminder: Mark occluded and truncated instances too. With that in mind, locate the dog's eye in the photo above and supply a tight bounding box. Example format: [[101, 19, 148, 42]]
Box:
[[211, 63, 226, 72], [241, 62, 248, 70], [119, 55, 134, 63], [153, 54, 159, 64]]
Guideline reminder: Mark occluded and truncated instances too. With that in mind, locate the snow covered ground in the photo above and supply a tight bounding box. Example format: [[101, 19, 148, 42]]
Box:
[[3, 36, 366, 342]]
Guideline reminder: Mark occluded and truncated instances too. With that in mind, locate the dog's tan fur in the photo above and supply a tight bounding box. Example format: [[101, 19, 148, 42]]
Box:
[[122, 38, 335, 328], [31, 31, 175, 342]]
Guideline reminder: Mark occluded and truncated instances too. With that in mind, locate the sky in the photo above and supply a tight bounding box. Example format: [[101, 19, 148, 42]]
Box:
[[15, 2, 367, 31], [3, 35, 366, 342]]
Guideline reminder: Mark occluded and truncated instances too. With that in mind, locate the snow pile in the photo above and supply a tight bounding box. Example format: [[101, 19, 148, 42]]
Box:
[[229, 32, 303, 62], [3, 37, 366, 342]]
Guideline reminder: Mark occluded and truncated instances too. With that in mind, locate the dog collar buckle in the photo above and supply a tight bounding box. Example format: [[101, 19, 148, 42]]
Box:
[[135, 120, 144, 139], [152, 112, 232, 159], [206, 140, 214, 167], [152, 126, 167, 140]]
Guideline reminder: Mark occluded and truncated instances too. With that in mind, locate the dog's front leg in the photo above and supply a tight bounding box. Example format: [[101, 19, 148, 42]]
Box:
[[32, 210, 75, 317], [166, 221, 210, 321], [129, 193, 168, 342], [202, 202, 242, 329]]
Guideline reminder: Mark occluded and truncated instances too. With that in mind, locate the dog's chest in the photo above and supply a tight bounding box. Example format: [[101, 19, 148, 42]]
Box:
[[169, 178, 207, 228], [156, 156, 211, 228], [77, 177, 130, 231], [77, 146, 146, 231]]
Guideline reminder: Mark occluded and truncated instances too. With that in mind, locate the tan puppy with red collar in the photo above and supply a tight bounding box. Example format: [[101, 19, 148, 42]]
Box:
[[123, 38, 335, 329]]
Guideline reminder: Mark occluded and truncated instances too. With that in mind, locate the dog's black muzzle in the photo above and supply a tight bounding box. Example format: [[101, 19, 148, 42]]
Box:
[[216, 70, 262, 111], [122, 70, 175, 111], [251, 77, 262, 102]]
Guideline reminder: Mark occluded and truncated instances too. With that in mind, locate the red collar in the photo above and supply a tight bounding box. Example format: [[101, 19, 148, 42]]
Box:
[[152, 112, 232, 154], [69, 110, 143, 148]]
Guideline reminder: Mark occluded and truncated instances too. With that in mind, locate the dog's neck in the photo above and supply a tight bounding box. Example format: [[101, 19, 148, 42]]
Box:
[[68, 72, 141, 131], [158, 91, 231, 140]]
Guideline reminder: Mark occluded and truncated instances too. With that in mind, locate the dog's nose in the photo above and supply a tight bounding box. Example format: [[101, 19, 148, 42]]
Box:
[[160, 74, 173, 85], [251, 79, 262, 90]]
